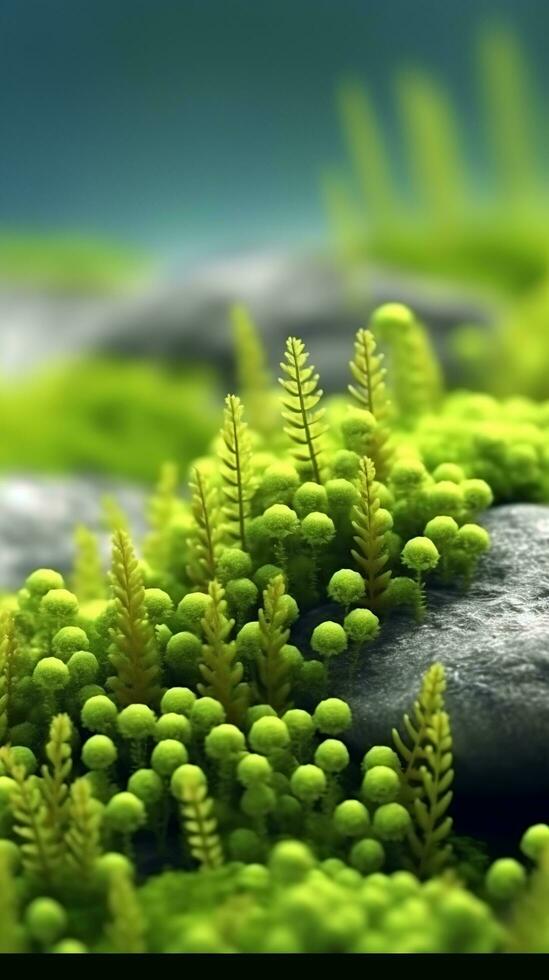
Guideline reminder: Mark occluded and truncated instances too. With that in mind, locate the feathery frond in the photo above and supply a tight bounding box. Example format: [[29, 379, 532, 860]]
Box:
[[41, 713, 72, 840], [107, 529, 162, 708], [220, 395, 254, 551], [65, 777, 103, 879], [349, 327, 394, 480], [255, 575, 292, 714], [187, 466, 224, 590], [198, 580, 249, 726], [0, 748, 61, 885], [101, 495, 130, 534], [279, 337, 327, 483], [351, 456, 392, 609], [106, 868, 146, 953], [173, 766, 224, 871], [72, 524, 105, 602]]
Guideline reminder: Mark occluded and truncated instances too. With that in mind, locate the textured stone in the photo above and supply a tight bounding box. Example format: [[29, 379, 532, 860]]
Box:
[[294, 504, 549, 812], [0, 475, 146, 589]]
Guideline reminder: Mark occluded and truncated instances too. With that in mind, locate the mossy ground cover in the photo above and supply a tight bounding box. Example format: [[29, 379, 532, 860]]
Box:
[[0, 303, 548, 953]]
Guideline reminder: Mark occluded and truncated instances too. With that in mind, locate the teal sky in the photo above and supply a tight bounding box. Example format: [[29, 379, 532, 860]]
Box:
[[1, 0, 548, 264]]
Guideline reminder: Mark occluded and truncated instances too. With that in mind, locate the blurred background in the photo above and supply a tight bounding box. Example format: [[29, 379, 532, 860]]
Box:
[[0, 0, 548, 581]]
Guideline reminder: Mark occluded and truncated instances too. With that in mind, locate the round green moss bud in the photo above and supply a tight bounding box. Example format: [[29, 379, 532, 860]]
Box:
[[226, 577, 258, 612], [0, 776, 16, 806], [331, 449, 360, 481], [240, 783, 276, 817], [520, 823, 549, 862], [6, 722, 37, 749], [325, 478, 359, 515], [81, 694, 118, 733], [456, 523, 490, 555], [391, 457, 426, 491], [485, 858, 526, 901], [371, 301, 415, 334], [33, 656, 70, 690], [301, 512, 335, 547], [462, 478, 493, 512], [26, 569, 64, 596], [25, 897, 67, 945], [341, 409, 377, 455], [237, 753, 272, 787], [424, 515, 459, 549], [127, 768, 164, 806], [76, 684, 105, 707], [94, 852, 134, 885], [311, 621, 347, 659], [82, 734, 117, 770], [117, 704, 156, 740], [9, 746, 38, 775], [261, 461, 300, 502], [313, 697, 352, 734], [104, 791, 146, 832], [228, 828, 264, 863], [176, 592, 212, 634], [67, 651, 98, 686], [350, 838, 385, 873], [401, 536, 439, 573], [362, 745, 400, 772], [314, 738, 349, 773], [51, 939, 87, 953], [427, 481, 464, 518], [151, 739, 188, 777], [235, 621, 261, 661], [245, 704, 277, 729], [333, 799, 370, 837], [361, 765, 400, 804], [290, 764, 326, 803], [165, 631, 201, 674], [0, 839, 20, 871], [205, 723, 246, 761], [263, 503, 299, 540], [344, 608, 379, 644], [373, 802, 411, 841], [432, 463, 465, 483], [249, 716, 290, 754], [218, 548, 252, 583], [373, 508, 393, 533], [53, 626, 89, 660], [144, 588, 173, 624], [253, 564, 285, 592], [161, 687, 196, 715], [279, 593, 299, 626], [154, 712, 191, 744], [281, 708, 314, 745], [328, 569, 365, 607], [269, 840, 315, 883], [41, 588, 79, 620], [190, 697, 226, 736], [281, 644, 303, 674], [293, 481, 328, 518]]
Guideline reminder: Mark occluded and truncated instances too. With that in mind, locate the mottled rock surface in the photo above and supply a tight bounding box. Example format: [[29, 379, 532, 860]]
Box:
[[294, 504, 549, 813], [0, 476, 146, 589]]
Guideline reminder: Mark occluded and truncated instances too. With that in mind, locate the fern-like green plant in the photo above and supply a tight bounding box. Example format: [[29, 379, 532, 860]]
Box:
[[220, 395, 254, 551], [372, 304, 443, 422], [255, 574, 292, 714], [0, 748, 61, 886], [107, 529, 162, 708], [231, 304, 276, 436], [172, 764, 224, 870], [41, 713, 72, 844], [0, 849, 22, 953], [144, 461, 180, 573], [106, 867, 146, 954], [198, 580, 249, 726], [392, 662, 454, 877], [279, 337, 327, 483], [351, 456, 392, 610], [65, 777, 103, 879], [348, 327, 394, 480], [72, 524, 105, 602], [101, 494, 130, 534], [187, 466, 224, 590]]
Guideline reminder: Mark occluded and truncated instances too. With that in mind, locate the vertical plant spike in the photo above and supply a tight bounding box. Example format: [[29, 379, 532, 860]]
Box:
[[101, 495, 130, 534], [506, 851, 549, 953], [279, 337, 327, 484], [348, 327, 394, 480], [231, 304, 275, 436], [65, 778, 103, 878], [72, 524, 105, 601], [351, 457, 392, 610], [0, 850, 21, 953], [371, 303, 443, 421], [392, 663, 453, 877], [220, 395, 254, 551], [0, 613, 17, 740], [187, 466, 224, 590], [108, 529, 162, 709], [172, 765, 224, 870], [255, 574, 292, 714], [106, 868, 146, 954], [41, 714, 72, 840], [198, 580, 249, 726], [144, 461, 180, 572], [337, 79, 397, 223], [0, 748, 61, 885]]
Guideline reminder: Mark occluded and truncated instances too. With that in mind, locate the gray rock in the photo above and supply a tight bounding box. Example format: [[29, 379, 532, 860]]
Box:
[[0, 475, 147, 590], [294, 504, 549, 803]]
